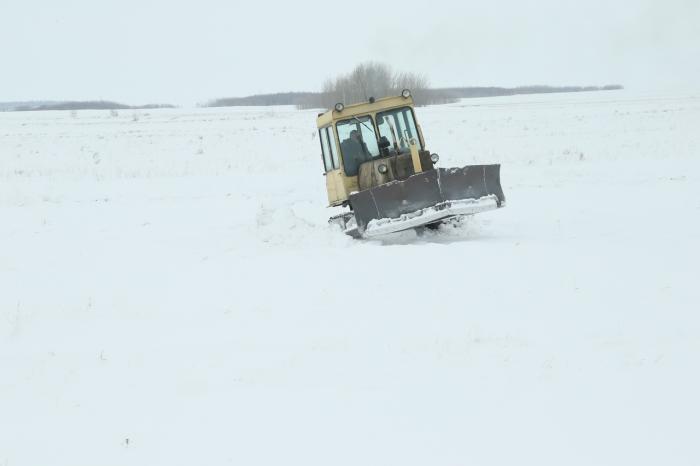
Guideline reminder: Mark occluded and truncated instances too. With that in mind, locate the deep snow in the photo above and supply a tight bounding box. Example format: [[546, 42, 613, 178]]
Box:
[[1, 89, 699, 466]]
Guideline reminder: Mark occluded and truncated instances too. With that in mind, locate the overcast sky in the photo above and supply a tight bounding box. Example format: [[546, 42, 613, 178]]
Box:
[[2, 0, 698, 106]]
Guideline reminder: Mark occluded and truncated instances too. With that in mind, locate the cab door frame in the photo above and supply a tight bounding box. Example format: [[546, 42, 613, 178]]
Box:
[[320, 125, 347, 206]]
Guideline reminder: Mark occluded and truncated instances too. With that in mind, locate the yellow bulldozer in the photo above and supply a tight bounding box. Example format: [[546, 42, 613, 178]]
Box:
[[317, 89, 505, 237]]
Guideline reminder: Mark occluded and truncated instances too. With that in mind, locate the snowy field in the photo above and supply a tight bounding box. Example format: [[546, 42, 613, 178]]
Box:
[[1, 89, 699, 466]]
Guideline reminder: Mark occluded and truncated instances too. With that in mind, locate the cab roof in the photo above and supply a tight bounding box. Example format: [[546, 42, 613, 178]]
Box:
[[316, 94, 415, 128]]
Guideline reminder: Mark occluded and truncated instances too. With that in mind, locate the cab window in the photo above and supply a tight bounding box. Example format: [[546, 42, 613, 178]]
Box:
[[319, 127, 333, 172], [326, 127, 340, 169], [336, 116, 380, 176], [377, 107, 422, 152]]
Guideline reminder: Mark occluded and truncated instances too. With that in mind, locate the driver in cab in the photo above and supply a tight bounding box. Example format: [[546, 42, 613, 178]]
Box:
[[341, 130, 371, 176]]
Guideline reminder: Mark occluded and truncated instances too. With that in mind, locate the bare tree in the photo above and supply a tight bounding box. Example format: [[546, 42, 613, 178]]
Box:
[[392, 70, 430, 105], [322, 62, 431, 106]]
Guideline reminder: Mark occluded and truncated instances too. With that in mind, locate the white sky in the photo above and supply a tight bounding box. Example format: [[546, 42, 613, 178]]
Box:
[[2, 0, 699, 106]]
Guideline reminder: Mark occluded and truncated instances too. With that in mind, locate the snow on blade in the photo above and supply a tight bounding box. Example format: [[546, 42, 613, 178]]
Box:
[[364, 195, 500, 237]]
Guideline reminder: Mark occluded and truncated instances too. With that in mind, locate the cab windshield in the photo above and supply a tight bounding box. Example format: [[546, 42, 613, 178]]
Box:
[[336, 116, 380, 176], [377, 107, 422, 152]]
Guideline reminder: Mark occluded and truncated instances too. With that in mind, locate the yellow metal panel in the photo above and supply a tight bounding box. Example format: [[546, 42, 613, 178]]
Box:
[[316, 112, 333, 128], [331, 170, 345, 203], [325, 169, 351, 206], [341, 173, 358, 198], [410, 139, 422, 173], [417, 124, 425, 148], [325, 172, 337, 205]]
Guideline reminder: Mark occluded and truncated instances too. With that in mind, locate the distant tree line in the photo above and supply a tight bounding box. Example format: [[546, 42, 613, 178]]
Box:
[[2, 63, 624, 112], [423, 84, 624, 104], [206, 92, 322, 108], [5, 101, 175, 112], [0, 101, 57, 111], [205, 61, 623, 110], [204, 83, 623, 110]]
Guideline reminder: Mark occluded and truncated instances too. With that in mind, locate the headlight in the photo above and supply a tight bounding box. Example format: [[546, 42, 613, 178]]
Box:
[[378, 164, 388, 174], [401, 89, 411, 98], [430, 153, 439, 163], [334, 102, 344, 112]]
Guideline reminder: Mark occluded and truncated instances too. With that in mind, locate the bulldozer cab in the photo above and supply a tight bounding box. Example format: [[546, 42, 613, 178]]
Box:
[[317, 93, 428, 207]]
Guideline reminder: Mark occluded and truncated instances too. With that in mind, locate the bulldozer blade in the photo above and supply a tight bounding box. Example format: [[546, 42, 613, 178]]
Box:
[[349, 165, 505, 237]]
